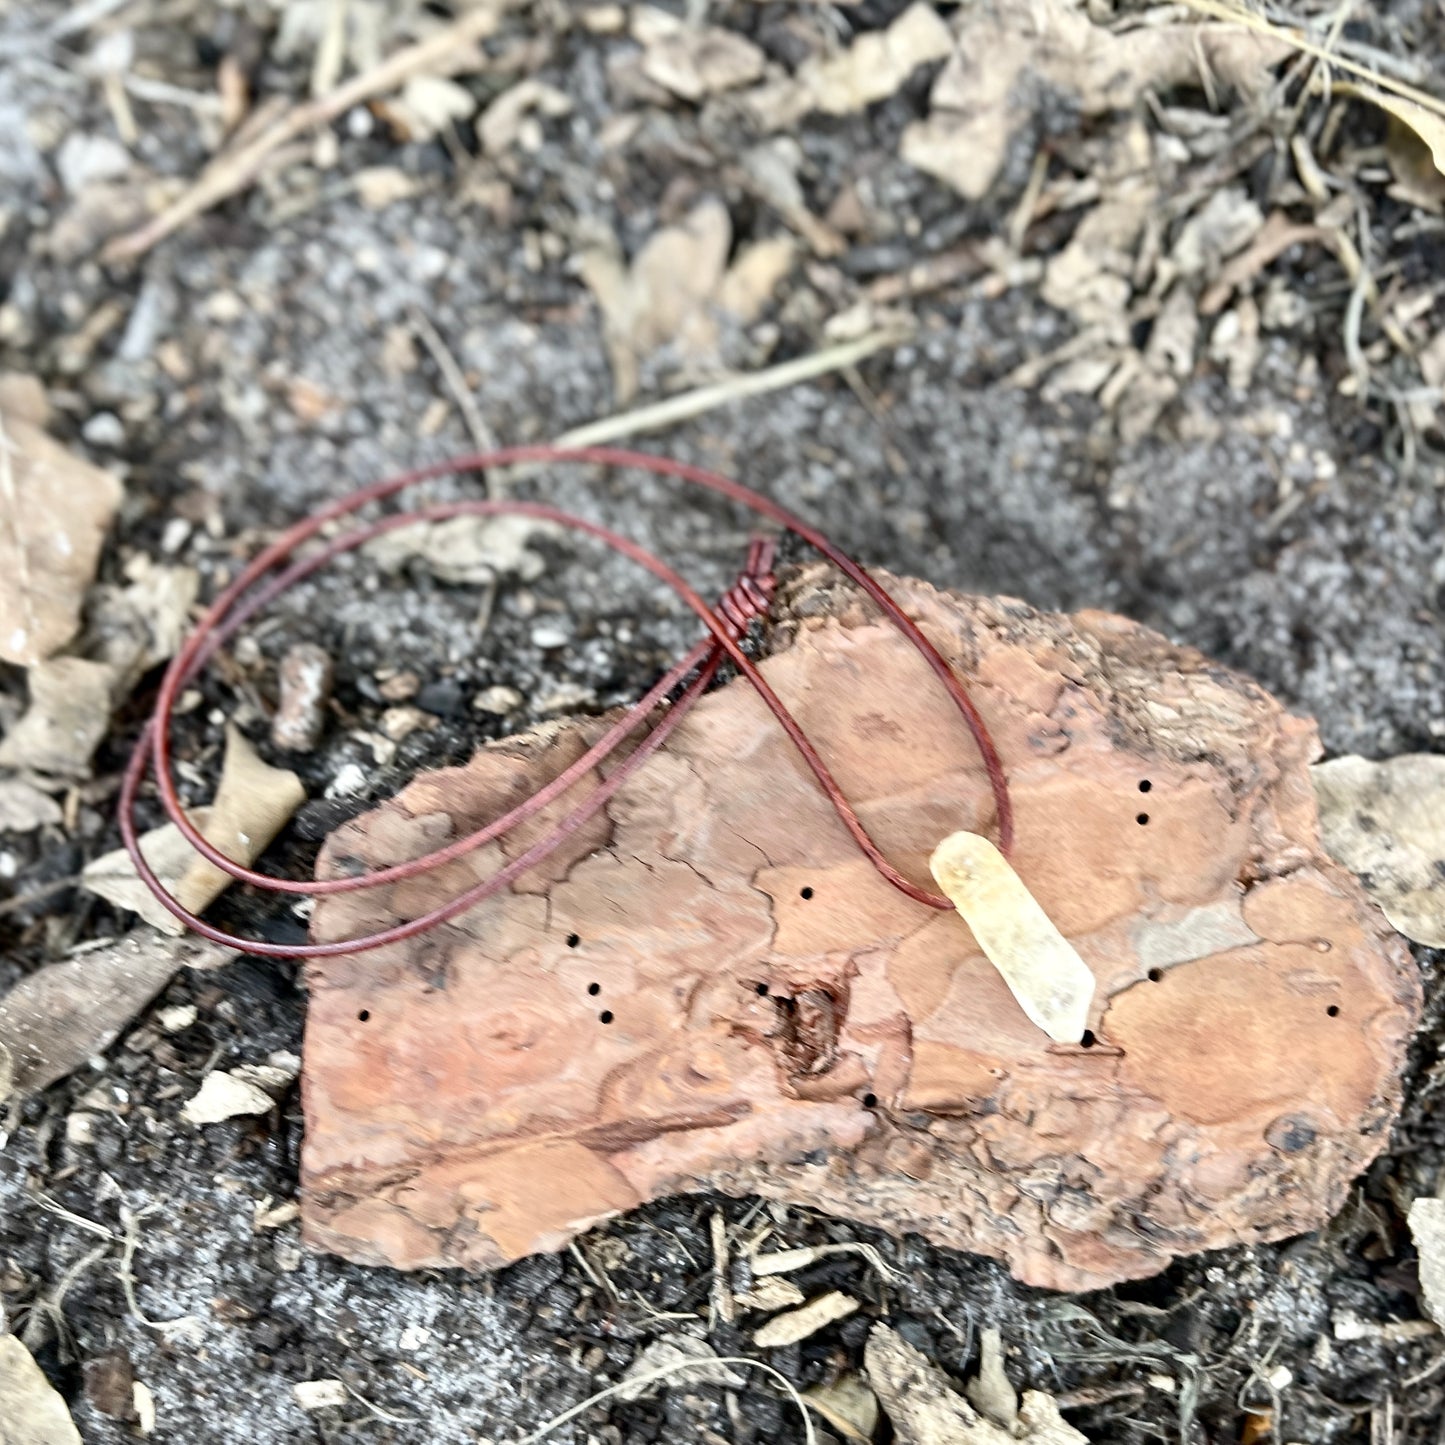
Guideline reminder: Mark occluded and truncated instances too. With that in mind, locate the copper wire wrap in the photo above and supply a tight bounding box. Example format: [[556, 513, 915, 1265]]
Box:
[[119, 446, 1013, 957]]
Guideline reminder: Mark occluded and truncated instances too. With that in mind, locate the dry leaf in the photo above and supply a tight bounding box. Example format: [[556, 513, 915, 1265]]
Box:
[[182, 1063, 288, 1124], [0, 656, 116, 777], [363, 513, 549, 586], [85, 560, 200, 697], [0, 927, 233, 1098], [82, 725, 304, 933], [642, 26, 766, 102], [716, 236, 799, 323], [1039, 181, 1154, 334], [0, 380, 123, 666], [580, 198, 731, 403], [0, 1333, 83, 1445], [967, 1329, 1018, 1429], [753, 1291, 859, 1348], [902, 1, 1288, 201], [83, 807, 217, 936], [931, 832, 1096, 1044], [865, 1324, 1089, 1445], [1167, 186, 1263, 280], [1312, 754, 1445, 947], [384, 74, 476, 142], [293, 1380, 348, 1411], [175, 724, 306, 912], [1408, 1198, 1445, 1327], [617, 1335, 746, 1401], [0, 778, 63, 832], [798, 2, 952, 116], [1336, 81, 1445, 177], [581, 200, 795, 402], [806, 1375, 880, 1443], [477, 78, 572, 154]]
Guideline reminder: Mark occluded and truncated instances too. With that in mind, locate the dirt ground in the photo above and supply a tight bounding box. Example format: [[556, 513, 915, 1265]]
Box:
[[3, 1, 1445, 1441]]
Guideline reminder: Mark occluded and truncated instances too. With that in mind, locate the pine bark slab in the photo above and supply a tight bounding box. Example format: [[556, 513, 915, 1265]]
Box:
[[301, 567, 1418, 1291]]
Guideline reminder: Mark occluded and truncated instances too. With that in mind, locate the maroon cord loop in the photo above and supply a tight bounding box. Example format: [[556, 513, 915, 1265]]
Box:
[[119, 447, 1012, 957]]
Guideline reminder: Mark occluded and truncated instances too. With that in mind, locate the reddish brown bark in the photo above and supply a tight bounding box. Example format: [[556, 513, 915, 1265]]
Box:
[[301, 567, 1417, 1291]]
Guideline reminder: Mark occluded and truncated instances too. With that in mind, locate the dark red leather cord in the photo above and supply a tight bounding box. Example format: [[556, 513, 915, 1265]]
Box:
[[119, 447, 1012, 957]]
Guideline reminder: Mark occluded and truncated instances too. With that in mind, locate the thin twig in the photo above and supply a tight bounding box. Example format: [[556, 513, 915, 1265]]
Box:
[[411, 307, 499, 469], [552, 329, 911, 452], [515, 1355, 818, 1445], [0, 875, 84, 919]]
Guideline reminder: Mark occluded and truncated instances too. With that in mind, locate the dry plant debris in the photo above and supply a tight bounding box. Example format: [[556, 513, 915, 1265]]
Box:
[[616, 1334, 745, 1401], [579, 197, 796, 404], [753, 1291, 859, 1348], [1407, 1197, 1445, 1328], [1312, 754, 1445, 947], [0, 1332, 83, 1445], [82, 725, 305, 935], [0, 778, 62, 833], [865, 1323, 1088, 1445], [640, 25, 766, 103], [900, 0, 1289, 202], [301, 567, 1416, 1292], [362, 513, 548, 587], [0, 374, 122, 667], [0, 929, 235, 1097], [805, 1373, 879, 1443], [0, 657, 115, 778], [182, 1053, 299, 1125]]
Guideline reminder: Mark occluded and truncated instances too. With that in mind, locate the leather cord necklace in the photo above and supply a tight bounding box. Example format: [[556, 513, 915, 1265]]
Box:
[[120, 446, 1012, 957]]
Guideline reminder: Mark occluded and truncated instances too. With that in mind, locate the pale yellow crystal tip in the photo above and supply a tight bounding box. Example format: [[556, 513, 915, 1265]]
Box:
[[929, 830, 1096, 1044]]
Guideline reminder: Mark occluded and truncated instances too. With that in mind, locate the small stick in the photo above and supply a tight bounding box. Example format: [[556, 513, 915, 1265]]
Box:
[[553, 329, 910, 451], [410, 308, 499, 466]]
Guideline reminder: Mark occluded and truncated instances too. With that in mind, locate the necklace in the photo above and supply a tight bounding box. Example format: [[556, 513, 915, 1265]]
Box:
[[120, 446, 1012, 957]]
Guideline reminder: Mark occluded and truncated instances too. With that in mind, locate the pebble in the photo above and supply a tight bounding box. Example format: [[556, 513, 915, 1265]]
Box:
[[380, 705, 433, 742], [325, 762, 368, 799], [377, 669, 420, 702], [271, 643, 334, 752], [530, 621, 572, 649], [473, 685, 522, 715], [55, 133, 131, 194], [81, 411, 125, 447]]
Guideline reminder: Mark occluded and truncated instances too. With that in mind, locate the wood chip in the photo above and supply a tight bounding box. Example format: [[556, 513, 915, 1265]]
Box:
[[0, 1333, 83, 1445], [0, 378, 122, 666], [736, 1277, 806, 1313], [302, 570, 1416, 1292], [0, 928, 234, 1097], [1408, 1198, 1445, 1327], [182, 1069, 279, 1125], [865, 1324, 1089, 1445], [753, 1291, 859, 1348]]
